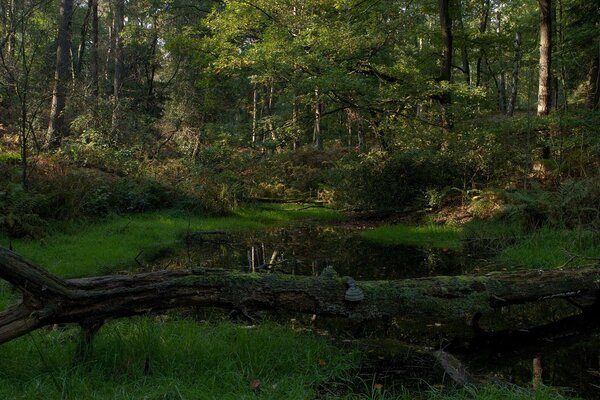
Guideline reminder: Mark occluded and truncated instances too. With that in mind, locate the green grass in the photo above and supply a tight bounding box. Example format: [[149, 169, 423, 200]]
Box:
[[0, 318, 355, 400], [360, 224, 463, 249], [0, 316, 574, 400], [498, 227, 600, 269], [0, 203, 343, 278]]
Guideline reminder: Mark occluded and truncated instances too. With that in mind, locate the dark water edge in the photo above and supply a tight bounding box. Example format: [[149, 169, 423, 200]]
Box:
[[149, 222, 600, 399]]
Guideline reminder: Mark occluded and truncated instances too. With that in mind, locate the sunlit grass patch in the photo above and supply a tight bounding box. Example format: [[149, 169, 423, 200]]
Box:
[[361, 224, 463, 249], [0, 318, 355, 400], [0, 204, 344, 278], [498, 227, 600, 269]]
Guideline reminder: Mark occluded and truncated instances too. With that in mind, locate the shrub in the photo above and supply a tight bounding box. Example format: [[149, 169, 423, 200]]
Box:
[[0, 184, 47, 238], [329, 150, 461, 211]]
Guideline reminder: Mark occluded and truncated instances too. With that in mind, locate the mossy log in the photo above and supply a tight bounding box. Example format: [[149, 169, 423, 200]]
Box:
[[1, 246, 600, 345]]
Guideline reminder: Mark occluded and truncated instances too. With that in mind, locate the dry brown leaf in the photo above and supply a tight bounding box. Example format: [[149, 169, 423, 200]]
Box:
[[249, 379, 261, 391]]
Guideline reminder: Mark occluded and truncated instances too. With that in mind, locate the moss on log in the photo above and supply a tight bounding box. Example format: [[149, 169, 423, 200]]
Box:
[[1, 246, 599, 345]]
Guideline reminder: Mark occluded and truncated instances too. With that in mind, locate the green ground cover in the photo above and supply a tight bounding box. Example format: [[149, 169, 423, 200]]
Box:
[[497, 227, 600, 269], [0, 204, 342, 278], [360, 220, 599, 270], [0, 318, 354, 400], [360, 224, 463, 249], [0, 206, 580, 399]]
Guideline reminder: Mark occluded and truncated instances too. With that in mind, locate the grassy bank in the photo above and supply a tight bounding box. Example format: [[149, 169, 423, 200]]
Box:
[[0, 203, 342, 278], [497, 227, 600, 269], [360, 220, 599, 270], [360, 224, 463, 249]]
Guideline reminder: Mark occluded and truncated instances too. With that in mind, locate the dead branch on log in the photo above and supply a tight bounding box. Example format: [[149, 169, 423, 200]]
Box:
[[2, 246, 600, 346]]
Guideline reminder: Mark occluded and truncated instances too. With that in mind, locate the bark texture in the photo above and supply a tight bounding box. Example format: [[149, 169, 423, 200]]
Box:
[[537, 0, 552, 116], [438, 0, 453, 128], [1, 247, 600, 345], [507, 32, 522, 116], [111, 0, 124, 135], [47, 0, 74, 149]]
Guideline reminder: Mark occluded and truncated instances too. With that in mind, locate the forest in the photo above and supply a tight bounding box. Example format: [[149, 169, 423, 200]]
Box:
[[0, 0, 599, 398]]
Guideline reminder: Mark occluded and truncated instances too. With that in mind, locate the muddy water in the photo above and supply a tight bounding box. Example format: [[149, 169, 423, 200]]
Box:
[[150, 222, 600, 399]]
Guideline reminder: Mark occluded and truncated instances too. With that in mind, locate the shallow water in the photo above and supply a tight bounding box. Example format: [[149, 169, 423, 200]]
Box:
[[154, 224, 487, 279]]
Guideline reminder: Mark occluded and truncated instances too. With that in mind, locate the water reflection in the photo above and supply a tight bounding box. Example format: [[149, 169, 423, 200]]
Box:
[[162, 225, 481, 280]]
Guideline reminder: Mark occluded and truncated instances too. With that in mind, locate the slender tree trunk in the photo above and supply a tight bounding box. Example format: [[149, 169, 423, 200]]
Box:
[[585, 55, 599, 110], [111, 0, 124, 135], [252, 85, 257, 143], [146, 20, 158, 112], [90, 0, 99, 98], [357, 117, 365, 152], [475, 0, 490, 87], [47, 0, 74, 149], [292, 92, 299, 150], [267, 81, 274, 140], [537, 0, 552, 116], [438, 0, 453, 129], [507, 32, 522, 116], [458, 0, 470, 84], [313, 87, 322, 149], [6, 0, 15, 58], [498, 74, 507, 114], [75, 0, 93, 77]]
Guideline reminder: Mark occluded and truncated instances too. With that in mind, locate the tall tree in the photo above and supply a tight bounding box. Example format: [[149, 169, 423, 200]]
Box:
[[475, 0, 490, 87], [47, 0, 74, 149], [438, 0, 453, 128], [111, 0, 124, 135], [457, 0, 470, 84], [586, 54, 599, 110], [507, 32, 522, 116], [90, 0, 99, 98], [75, 0, 93, 77], [537, 0, 552, 116]]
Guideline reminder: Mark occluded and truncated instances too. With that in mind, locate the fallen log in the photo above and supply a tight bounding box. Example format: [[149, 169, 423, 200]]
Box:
[[1, 246, 600, 345]]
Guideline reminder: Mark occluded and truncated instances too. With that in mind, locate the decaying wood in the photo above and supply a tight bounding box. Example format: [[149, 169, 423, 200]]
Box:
[[1, 246, 600, 345], [433, 350, 480, 387]]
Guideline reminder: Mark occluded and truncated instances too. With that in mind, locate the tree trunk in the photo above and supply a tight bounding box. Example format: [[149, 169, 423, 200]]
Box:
[[507, 32, 522, 116], [6, 0, 15, 58], [111, 0, 124, 135], [47, 0, 74, 149], [313, 87, 322, 149], [537, 0, 552, 116], [475, 0, 490, 87], [2, 247, 600, 345], [457, 0, 470, 85], [75, 0, 93, 77], [90, 0, 99, 98], [438, 0, 453, 128], [252, 85, 257, 143], [498, 73, 507, 114], [585, 54, 599, 110]]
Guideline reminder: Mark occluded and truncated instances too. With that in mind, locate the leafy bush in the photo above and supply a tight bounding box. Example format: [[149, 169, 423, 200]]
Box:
[[330, 150, 461, 211], [0, 184, 47, 238], [491, 177, 600, 231], [0, 152, 21, 165]]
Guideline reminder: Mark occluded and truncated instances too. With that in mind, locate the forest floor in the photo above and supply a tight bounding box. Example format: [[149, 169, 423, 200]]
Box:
[[0, 204, 585, 399]]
